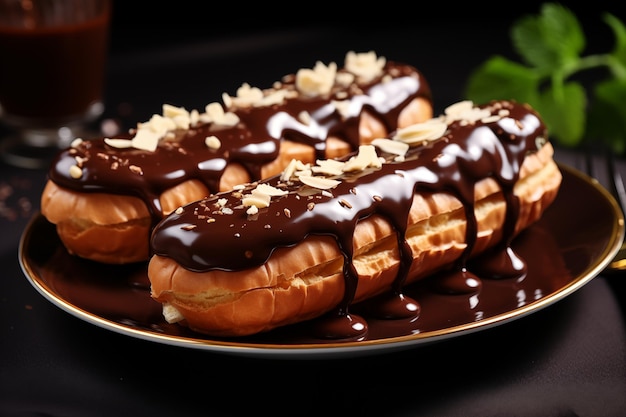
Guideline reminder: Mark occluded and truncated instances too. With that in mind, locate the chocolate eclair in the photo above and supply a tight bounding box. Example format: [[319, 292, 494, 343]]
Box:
[[147, 99, 562, 338], [40, 51, 432, 264]]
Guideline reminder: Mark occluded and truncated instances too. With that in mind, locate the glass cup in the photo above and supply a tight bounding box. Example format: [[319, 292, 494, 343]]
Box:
[[0, 0, 111, 168]]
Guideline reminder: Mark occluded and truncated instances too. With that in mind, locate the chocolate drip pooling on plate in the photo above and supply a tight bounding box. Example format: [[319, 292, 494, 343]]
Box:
[[47, 60, 430, 222], [150, 100, 546, 339]]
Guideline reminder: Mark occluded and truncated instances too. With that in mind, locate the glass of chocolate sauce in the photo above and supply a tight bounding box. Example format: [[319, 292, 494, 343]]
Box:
[[0, 0, 110, 169]]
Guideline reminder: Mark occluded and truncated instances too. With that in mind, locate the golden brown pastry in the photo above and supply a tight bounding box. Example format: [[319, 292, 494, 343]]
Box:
[[148, 99, 562, 338], [40, 51, 433, 264]]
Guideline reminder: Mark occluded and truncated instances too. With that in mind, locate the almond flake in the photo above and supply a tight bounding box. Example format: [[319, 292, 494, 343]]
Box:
[[104, 138, 134, 149], [257, 89, 288, 107], [371, 138, 409, 156], [312, 158, 345, 175], [444, 100, 474, 118], [205, 102, 240, 126], [296, 61, 337, 97], [393, 119, 447, 144], [226, 83, 264, 108], [131, 128, 161, 152], [339, 199, 352, 209], [280, 159, 298, 181], [162, 103, 188, 118], [480, 115, 502, 124], [253, 183, 288, 197], [295, 168, 313, 177], [190, 109, 200, 126], [344, 50, 386, 82], [342, 145, 381, 172], [162, 303, 184, 323], [443, 100, 492, 124], [280, 159, 309, 181], [69, 165, 83, 179], [242, 192, 271, 208], [299, 175, 340, 190]]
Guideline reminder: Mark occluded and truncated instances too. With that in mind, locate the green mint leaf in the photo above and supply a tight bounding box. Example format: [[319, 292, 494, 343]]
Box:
[[588, 78, 626, 153], [604, 13, 626, 73], [511, 4, 584, 73], [535, 82, 586, 147], [465, 56, 539, 104], [463, 2, 626, 151]]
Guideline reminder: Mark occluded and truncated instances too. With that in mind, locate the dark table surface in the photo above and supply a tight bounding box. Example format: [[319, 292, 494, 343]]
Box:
[[2, 9, 626, 417]]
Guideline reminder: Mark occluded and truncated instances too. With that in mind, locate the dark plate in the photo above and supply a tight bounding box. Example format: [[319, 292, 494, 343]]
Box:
[[19, 164, 624, 359]]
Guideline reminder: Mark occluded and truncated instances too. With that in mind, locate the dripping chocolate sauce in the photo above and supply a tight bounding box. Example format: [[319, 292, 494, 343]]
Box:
[[150, 100, 547, 340], [30, 199, 574, 345]]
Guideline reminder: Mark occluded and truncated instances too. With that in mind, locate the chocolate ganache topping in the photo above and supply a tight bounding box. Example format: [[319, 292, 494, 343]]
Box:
[[150, 100, 548, 337], [47, 51, 431, 221]]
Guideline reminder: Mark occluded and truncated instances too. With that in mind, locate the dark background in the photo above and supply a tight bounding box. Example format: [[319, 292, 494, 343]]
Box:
[[107, 2, 623, 56], [100, 1, 626, 130]]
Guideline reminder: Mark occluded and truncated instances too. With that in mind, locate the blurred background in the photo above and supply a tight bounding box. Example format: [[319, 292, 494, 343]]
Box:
[[104, 1, 625, 125]]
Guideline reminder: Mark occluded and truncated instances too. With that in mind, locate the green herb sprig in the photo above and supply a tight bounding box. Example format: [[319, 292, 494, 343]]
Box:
[[464, 3, 626, 153]]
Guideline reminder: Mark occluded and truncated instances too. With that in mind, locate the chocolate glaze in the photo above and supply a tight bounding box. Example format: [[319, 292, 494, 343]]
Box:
[[150, 100, 548, 339], [47, 60, 430, 219]]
